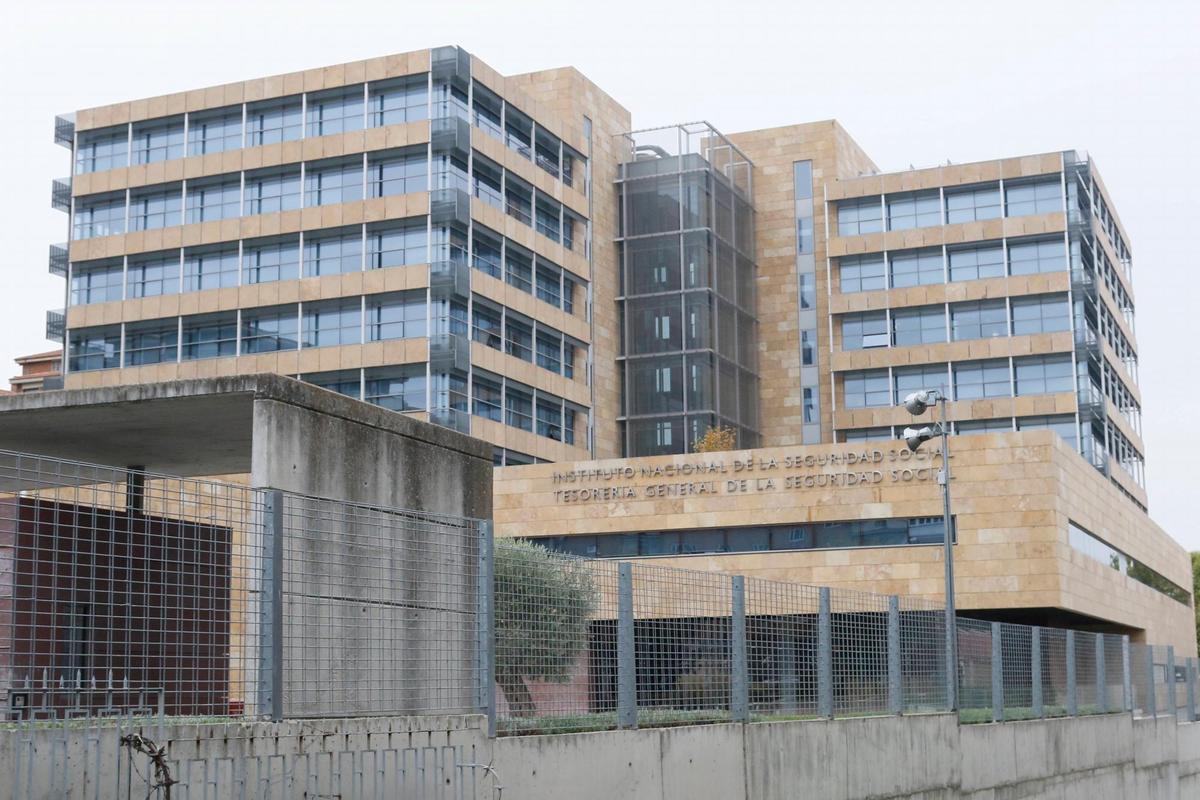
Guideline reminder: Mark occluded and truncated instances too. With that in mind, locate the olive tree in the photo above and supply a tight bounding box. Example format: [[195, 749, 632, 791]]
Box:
[[494, 539, 596, 716]]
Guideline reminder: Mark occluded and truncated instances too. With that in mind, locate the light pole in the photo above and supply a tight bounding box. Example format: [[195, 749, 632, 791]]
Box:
[[900, 388, 957, 712]]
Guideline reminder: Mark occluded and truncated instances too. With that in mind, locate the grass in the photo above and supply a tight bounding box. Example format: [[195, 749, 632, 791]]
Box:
[[958, 704, 1111, 724], [497, 707, 951, 736]]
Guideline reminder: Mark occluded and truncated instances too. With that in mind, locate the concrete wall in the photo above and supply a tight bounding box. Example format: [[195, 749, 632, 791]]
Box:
[[4, 713, 1200, 799]]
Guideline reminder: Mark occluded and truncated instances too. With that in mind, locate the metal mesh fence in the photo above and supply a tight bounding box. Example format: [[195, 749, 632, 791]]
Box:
[[0, 449, 486, 726]]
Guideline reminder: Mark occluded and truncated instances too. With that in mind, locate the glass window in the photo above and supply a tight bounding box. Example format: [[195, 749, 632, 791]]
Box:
[[837, 197, 883, 236], [841, 312, 889, 350], [472, 157, 505, 209], [841, 427, 893, 443], [244, 167, 301, 215], [369, 76, 428, 126], [953, 359, 1011, 400], [132, 117, 184, 164], [563, 275, 579, 315], [303, 228, 363, 276], [945, 184, 1001, 224], [1009, 238, 1067, 275], [801, 329, 817, 366], [126, 252, 179, 298], [365, 365, 426, 412], [367, 290, 426, 340], [890, 248, 943, 288], [536, 331, 563, 374], [302, 298, 361, 348], [76, 127, 128, 174], [129, 185, 183, 231], [68, 327, 121, 371], [948, 243, 1005, 282], [956, 419, 1013, 435], [306, 86, 365, 137], [243, 236, 300, 284], [472, 82, 503, 140], [504, 106, 533, 159], [185, 178, 240, 223], [1011, 294, 1070, 335], [505, 384, 533, 431], [305, 158, 364, 206], [369, 149, 427, 197], [505, 244, 533, 293], [304, 370, 361, 399], [73, 194, 127, 239], [892, 305, 946, 346], [1018, 414, 1078, 449], [894, 364, 948, 404], [535, 129, 561, 179], [1006, 177, 1063, 217], [472, 227, 503, 278], [472, 372, 503, 422], [182, 312, 237, 360], [368, 220, 427, 268], [536, 398, 563, 440], [1015, 354, 1074, 395], [887, 191, 940, 230], [246, 97, 302, 146], [843, 369, 891, 408], [472, 302, 503, 350], [505, 316, 533, 362], [71, 260, 124, 305], [187, 107, 242, 156], [951, 299, 1008, 340], [183, 246, 238, 291], [536, 264, 562, 307], [799, 272, 816, 309], [241, 305, 299, 353], [535, 198, 562, 242], [838, 254, 886, 293], [124, 319, 178, 366]]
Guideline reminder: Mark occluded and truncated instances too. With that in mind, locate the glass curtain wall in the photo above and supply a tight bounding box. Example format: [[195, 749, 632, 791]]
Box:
[[616, 123, 759, 456]]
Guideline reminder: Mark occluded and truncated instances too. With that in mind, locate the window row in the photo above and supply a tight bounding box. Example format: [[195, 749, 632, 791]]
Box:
[[840, 414, 1080, 448], [840, 354, 1075, 409], [836, 176, 1064, 236], [1069, 522, 1187, 605], [840, 294, 1071, 350], [467, 152, 585, 251], [465, 222, 582, 312], [72, 149, 429, 239], [70, 220, 428, 303], [68, 294, 584, 380], [447, 295, 583, 379], [837, 237, 1067, 293], [74, 75, 585, 190], [524, 516, 948, 559], [468, 369, 584, 444]]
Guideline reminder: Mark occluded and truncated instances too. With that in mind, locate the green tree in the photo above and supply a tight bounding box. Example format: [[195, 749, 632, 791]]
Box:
[[1192, 553, 1200, 649], [494, 539, 596, 716]]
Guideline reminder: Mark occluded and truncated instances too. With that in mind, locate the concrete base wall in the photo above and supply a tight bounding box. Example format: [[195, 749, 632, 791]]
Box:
[[4, 713, 1199, 799]]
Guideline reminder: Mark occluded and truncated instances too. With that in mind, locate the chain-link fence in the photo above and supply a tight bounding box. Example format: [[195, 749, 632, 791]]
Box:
[[0, 449, 487, 725]]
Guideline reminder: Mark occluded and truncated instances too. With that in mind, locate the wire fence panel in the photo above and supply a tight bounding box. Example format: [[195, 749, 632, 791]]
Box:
[[745, 578, 821, 719], [828, 589, 889, 717], [956, 618, 992, 719], [0, 450, 265, 722], [277, 493, 484, 719], [999, 624, 1033, 718], [898, 597, 948, 713]]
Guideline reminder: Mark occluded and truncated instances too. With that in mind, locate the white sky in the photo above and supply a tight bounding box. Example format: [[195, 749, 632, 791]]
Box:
[[2, 0, 1197, 547]]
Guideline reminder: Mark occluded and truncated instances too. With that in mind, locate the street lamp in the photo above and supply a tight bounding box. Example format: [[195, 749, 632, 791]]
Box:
[[900, 388, 957, 712]]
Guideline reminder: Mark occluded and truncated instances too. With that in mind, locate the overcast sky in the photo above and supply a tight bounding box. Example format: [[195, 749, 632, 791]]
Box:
[[2, 0, 1196, 547]]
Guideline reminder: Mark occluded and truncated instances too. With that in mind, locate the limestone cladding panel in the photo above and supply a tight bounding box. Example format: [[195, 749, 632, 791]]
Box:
[[471, 416, 591, 464], [492, 430, 1194, 652], [829, 272, 1071, 315], [728, 122, 848, 447], [825, 153, 1064, 203], [72, 121, 431, 196], [827, 214, 1067, 259], [829, 332, 1074, 372], [470, 271, 589, 343], [505, 67, 632, 459], [68, 193, 430, 263]]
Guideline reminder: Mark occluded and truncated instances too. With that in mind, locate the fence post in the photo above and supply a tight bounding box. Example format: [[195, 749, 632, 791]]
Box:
[[1188, 658, 1197, 723], [991, 622, 1003, 723], [476, 521, 495, 737], [258, 489, 285, 723], [1122, 636, 1132, 713], [1031, 627, 1043, 719], [617, 562, 636, 729], [1066, 630, 1077, 717], [887, 596, 901, 716], [1145, 645, 1157, 718], [731, 576, 748, 723], [818, 587, 833, 719], [1167, 646, 1176, 720], [1096, 634, 1107, 714]]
